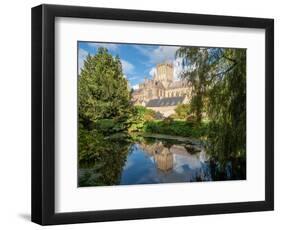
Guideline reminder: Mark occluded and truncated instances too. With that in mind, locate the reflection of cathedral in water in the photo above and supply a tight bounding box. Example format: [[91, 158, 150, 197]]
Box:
[[138, 140, 213, 181], [119, 139, 244, 185], [139, 142, 173, 171], [154, 148, 173, 171], [138, 141, 209, 172]]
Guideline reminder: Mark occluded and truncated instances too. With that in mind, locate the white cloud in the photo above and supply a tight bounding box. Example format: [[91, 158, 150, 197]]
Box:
[[127, 82, 139, 91], [133, 45, 151, 57], [134, 45, 190, 82], [132, 84, 139, 90], [149, 67, 156, 77], [88, 42, 119, 51], [78, 48, 88, 73], [121, 59, 135, 74], [128, 76, 140, 81], [151, 46, 178, 63], [135, 45, 178, 64], [173, 57, 185, 80]]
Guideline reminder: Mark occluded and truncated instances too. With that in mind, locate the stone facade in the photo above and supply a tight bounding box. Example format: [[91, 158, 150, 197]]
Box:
[[132, 62, 192, 117]]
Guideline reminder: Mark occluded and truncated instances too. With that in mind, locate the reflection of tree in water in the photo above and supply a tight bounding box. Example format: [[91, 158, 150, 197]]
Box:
[[79, 130, 131, 186], [209, 155, 246, 181]]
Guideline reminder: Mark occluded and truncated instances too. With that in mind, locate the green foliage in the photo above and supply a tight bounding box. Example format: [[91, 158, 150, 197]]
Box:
[[163, 116, 174, 125], [93, 119, 131, 135], [176, 47, 214, 123], [78, 47, 134, 185], [78, 126, 104, 162], [78, 123, 131, 161], [172, 104, 191, 119], [78, 47, 132, 133], [77, 45, 246, 186], [176, 47, 246, 160], [143, 120, 208, 138], [128, 105, 158, 132], [78, 127, 131, 186], [206, 49, 246, 160]]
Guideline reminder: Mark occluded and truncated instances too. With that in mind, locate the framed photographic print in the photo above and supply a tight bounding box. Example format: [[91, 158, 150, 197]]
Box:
[[31, 4, 274, 225]]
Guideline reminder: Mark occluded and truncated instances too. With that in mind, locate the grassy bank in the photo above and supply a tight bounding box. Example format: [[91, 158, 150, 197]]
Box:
[[142, 119, 209, 139]]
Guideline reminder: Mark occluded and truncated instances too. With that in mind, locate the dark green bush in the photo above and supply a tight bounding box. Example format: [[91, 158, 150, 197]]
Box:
[[143, 120, 208, 138]]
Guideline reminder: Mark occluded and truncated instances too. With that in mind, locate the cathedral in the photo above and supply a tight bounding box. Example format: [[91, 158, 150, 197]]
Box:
[[131, 63, 192, 117]]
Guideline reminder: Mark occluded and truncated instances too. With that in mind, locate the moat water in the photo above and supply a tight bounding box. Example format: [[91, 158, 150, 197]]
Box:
[[79, 135, 246, 187]]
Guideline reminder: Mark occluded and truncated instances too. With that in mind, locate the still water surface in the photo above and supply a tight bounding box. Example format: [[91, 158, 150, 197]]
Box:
[[79, 135, 246, 187], [120, 141, 210, 184]]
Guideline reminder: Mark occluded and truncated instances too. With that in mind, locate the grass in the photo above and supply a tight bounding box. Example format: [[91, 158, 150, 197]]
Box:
[[143, 119, 209, 138]]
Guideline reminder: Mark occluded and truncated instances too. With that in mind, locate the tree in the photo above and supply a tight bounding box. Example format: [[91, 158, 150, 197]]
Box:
[[78, 47, 132, 133], [176, 47, 246, 160], [176, 47, 217, 123], [78, 48, 134, 178], [207, 48, 246, 160]]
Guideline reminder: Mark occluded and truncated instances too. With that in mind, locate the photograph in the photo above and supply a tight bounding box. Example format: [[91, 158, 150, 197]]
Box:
[[77, 42, 246, 187], [29, 3, 274, 225]]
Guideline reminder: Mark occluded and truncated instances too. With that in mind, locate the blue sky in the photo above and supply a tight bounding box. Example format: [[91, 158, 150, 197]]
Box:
[[78, 42, 184, 89]]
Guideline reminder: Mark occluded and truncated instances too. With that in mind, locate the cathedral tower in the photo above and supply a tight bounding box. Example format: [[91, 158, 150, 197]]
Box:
[[154, 63, 174, 88]]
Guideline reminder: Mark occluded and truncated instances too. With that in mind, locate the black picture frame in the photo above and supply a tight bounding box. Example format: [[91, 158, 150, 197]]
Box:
[[31, 4, 274, 225]]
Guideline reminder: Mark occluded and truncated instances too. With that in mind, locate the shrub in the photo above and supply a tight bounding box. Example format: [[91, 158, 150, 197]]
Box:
[[186, 114, 197, 123], [129, 105, 159, 132], [163, 117, 174, 125], [174, 104, 191, 119], [143, 120, 208, 138]]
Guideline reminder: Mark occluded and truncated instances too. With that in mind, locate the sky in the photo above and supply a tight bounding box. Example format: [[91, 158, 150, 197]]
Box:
[[78, 42, 185, 89]]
